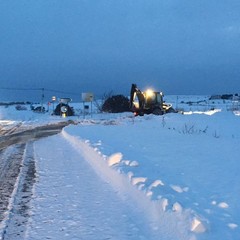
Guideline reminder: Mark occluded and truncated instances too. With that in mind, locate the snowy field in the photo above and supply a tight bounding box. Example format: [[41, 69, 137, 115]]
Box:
[[0, 95, 240, 240]]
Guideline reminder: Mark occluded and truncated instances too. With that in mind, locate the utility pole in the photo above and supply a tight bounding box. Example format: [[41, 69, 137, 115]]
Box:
[[41, 88, 44, 113]]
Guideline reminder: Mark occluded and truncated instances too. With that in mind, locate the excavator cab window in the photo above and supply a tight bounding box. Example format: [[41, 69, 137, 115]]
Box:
[[145, 94, 156, 105], [156, 93, 163, 104]]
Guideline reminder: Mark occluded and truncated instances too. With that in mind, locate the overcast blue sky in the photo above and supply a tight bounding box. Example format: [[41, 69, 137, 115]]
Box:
[[0, 0, 240, 101]]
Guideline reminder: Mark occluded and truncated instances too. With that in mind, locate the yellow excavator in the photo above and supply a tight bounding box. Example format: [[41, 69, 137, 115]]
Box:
[[129, 84, 175, 116]]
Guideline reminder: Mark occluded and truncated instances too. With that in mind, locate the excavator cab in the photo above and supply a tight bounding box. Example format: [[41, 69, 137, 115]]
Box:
[[144, 90, 163, 106], [130, 84, 173, 116]]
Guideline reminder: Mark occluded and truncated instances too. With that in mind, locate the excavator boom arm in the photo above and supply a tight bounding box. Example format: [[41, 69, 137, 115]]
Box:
[[130, 84, 145, 111]]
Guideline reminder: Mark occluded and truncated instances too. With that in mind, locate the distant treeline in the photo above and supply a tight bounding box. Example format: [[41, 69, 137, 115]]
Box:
[[209, 94, 239, 100], [0, 101, 32, 106]]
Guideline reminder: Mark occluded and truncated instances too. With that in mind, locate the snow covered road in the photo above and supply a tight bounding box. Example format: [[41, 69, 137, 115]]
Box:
[[0, 121, 72, 150], [16, 132, 193, 240]]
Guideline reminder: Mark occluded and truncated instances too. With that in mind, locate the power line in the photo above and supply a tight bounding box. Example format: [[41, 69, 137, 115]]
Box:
[[0, 87, 43, 91], [0, 87, 79, 96]]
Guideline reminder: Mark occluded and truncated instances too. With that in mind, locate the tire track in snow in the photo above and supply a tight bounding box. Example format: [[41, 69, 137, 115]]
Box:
[[2, 142, 36, 240], [0, 144, 26, 227], [22, 132, 195, 240], [0, 122, 71, 239]]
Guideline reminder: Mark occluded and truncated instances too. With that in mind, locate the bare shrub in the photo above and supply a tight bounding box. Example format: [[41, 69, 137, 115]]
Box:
[[94, 91, 113, 113], [102, 95, 130, 113], [181, 124, 208, 135]]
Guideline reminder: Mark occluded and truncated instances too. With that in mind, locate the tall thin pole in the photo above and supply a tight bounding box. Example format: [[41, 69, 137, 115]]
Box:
[[41, 88, 44, 112]]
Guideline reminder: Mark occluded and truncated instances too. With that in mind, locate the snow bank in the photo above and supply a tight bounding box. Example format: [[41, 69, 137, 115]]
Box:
[[61, 128, 205, 239]]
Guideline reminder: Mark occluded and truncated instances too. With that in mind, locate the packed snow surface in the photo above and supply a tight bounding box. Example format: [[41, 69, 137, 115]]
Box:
[[0, 96, 240, 240]]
